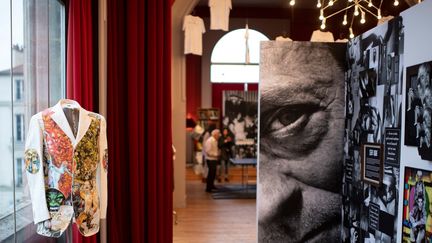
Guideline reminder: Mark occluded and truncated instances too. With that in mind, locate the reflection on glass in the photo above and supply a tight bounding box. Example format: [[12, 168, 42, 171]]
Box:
[[0, 0, 15, 241], [0, 0, 65, 242]]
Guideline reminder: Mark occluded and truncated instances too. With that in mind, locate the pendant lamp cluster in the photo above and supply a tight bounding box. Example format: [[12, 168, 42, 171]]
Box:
[[288, 0, 422, 39]]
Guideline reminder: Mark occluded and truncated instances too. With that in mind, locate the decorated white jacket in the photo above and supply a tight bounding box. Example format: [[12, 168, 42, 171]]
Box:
[[25, 99, 108, 237]]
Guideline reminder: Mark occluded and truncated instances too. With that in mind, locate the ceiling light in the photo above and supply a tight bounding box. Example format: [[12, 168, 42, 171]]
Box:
[[289, 0, 295, 6], [349, 27, 354, 39], [360, 11, 366, 24], [321, 18, 326, 29], [342, 14, 348, 25], [319, 9, 324, 20]]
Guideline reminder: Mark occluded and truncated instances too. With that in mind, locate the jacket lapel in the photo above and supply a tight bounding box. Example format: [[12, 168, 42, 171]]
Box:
[[75, 108, 91, 146], [50, 102, 77, 145]]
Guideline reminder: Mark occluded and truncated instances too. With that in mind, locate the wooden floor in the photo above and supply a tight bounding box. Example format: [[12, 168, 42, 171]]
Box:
[[173, 167, 257, 243]]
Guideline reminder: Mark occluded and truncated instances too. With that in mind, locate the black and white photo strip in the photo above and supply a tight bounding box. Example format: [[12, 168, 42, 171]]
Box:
[[222, 90, 258, 159], [405, 61, 432, 161], [343, 16, 404, 243]]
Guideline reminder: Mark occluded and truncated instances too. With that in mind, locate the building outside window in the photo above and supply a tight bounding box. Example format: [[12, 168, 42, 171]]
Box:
[[0, 0, 66, 241], [15, 78, 23, 101], [15, 158, 23, 187], [15, 114, 24, 142]]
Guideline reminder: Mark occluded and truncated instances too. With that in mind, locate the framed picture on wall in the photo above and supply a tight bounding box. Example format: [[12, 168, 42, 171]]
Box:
[[361, 143, 383, 186]]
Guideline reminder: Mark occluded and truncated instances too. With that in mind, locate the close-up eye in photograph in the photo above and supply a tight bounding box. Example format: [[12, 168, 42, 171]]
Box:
[[262, 104, 321, 137]]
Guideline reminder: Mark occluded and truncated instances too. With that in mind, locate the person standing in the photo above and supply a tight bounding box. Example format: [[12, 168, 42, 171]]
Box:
[[218, 128, 234, 182], [204, 129, 221, 192]]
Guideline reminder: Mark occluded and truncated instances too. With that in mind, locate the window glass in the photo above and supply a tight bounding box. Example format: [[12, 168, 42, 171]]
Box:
[[0, 0, 14, 242], [0, 0, 66, 242], [211, 28, 268, 83]]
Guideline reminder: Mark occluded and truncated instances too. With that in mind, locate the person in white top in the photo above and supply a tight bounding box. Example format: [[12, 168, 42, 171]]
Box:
[[204, 129, 221, 192], [183, 15, 206, 55], [209, 0, 232, 31], [310, 29, 335, 42]]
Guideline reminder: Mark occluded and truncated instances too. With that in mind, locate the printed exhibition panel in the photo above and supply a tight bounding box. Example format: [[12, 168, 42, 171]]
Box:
[[258, 42, 346, 242], [401, 167, 432, 242], [222, 90, 258, 158], [343, 16, 404, 243]]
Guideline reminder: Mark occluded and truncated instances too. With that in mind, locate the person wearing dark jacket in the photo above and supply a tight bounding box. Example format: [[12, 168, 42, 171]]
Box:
[[218, 128, 234, 182]]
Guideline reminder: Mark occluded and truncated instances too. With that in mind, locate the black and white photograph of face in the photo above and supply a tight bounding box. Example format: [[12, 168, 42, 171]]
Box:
[[405, 61, 432, 160], [258, 41, 346, 242]]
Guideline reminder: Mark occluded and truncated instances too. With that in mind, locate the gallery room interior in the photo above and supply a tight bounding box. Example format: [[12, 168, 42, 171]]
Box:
[[0, 0, 431, 242]]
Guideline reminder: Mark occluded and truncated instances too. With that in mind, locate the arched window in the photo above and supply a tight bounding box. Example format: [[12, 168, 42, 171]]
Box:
[[211, 28, 269, 83]]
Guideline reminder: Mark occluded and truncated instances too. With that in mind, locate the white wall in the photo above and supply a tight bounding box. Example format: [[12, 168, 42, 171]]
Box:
[[397, 1, 432, 242], [172, 0, 200, 208]]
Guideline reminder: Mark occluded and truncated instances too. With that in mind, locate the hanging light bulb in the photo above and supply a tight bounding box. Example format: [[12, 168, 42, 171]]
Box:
[[394, 0, 399, 6], [319, 9, 324, 20], [316, 0, 322, 8], [377, 9, 382, 19], [329, 0, 334, 6], [368, 1, 373, 7], [354, 5, 359, 16], [342, 14, 348, 25], [321, 18, 326, 29], [348, 0, 353, 2], [349, 27, 354, 39], [360, 11, 366, 24], [289, 0, 295, 6]]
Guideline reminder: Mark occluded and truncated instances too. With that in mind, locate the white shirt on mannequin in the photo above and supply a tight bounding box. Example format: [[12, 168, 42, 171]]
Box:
[[310, 30, 335, 42], [275, 36, 293, 41]]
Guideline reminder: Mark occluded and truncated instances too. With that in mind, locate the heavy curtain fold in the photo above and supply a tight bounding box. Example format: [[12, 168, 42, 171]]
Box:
[[67, 0, 97, 111], [107, 0, 173, 242], [66, 0, 99, 242]]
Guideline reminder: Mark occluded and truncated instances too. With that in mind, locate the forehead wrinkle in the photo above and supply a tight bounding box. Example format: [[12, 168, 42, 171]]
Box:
[[261, 77, 323, 105], [260, 42, 343, 99]]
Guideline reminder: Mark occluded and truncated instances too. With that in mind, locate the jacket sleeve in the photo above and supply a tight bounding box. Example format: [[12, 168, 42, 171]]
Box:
[[99, 116, 108, 219], [25, 114, 50, 224]]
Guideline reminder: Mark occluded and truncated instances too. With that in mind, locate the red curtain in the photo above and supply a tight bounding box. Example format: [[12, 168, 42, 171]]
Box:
[[66, 0, 98, 242], [107, 0, 173, 242], [186, 54, 202, 121], [66, 0, 96, 111], [211, 83, 258, 114]]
